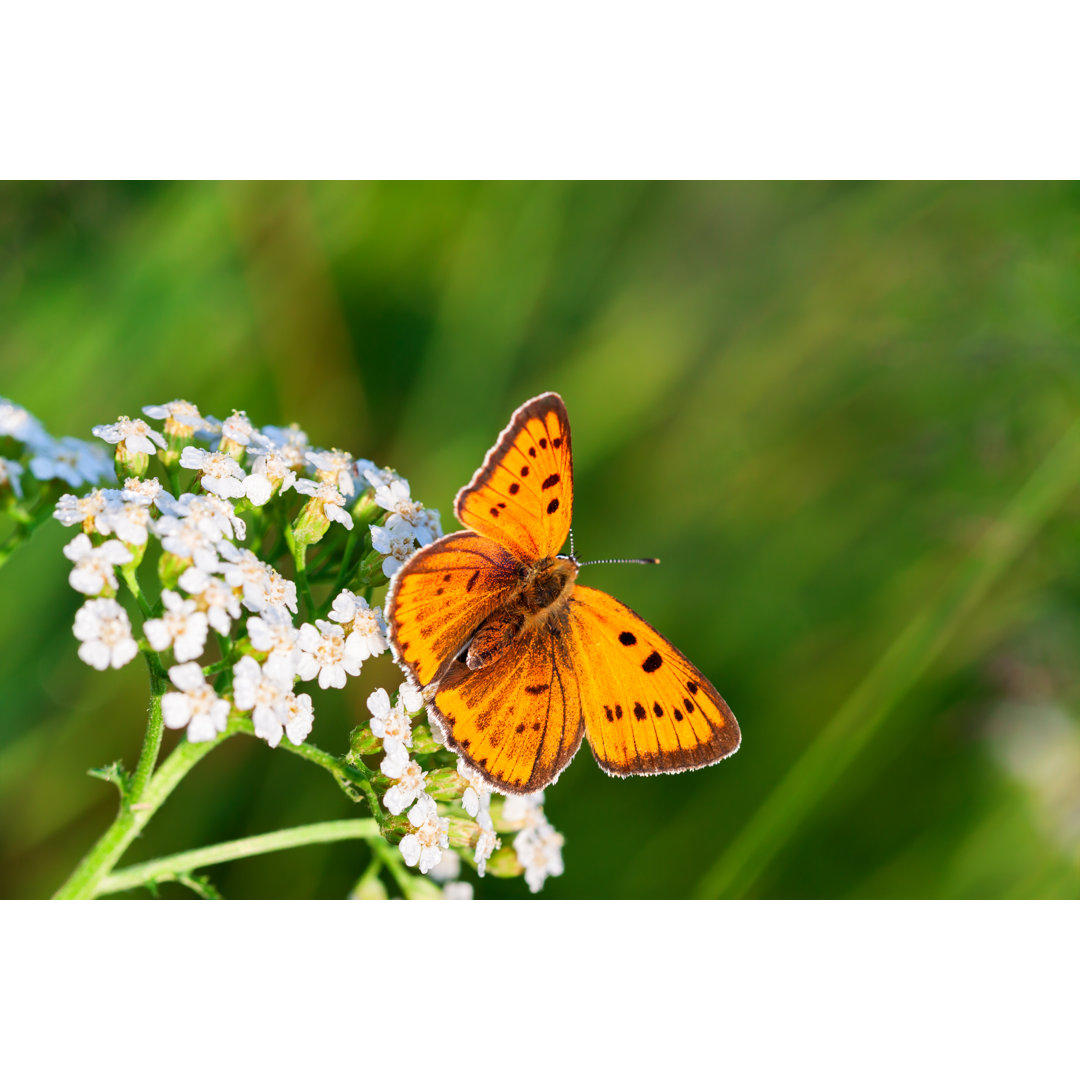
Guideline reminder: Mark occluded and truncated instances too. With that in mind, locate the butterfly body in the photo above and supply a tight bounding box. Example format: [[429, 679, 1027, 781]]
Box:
[[386, 393, 740, 794]]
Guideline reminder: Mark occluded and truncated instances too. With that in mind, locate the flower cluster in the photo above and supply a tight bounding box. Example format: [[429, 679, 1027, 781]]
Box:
[[3, 394, 565, 897]]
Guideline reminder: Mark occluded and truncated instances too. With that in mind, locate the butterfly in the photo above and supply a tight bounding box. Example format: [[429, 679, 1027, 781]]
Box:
[[386, 392, 740, 794]]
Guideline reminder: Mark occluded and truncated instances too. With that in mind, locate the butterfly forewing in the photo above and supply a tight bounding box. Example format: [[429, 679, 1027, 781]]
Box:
[[387, 530, 521, 689], [454, 392, 574, 563], [569, 586, 740, 776]]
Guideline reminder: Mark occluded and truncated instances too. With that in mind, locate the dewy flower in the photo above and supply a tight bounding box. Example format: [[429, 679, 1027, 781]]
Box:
[[380, 745, 427, 815], [178, 565, 242, 636], [216, 542, 296, 615], [92, 416, 167, 458], [120, 476, 169, 508], [231, 656, 303, 748], [261, 423, 310, 471], [243, 451, 296, 506], [474, 817, 499, 878], [143, 400, 213, 440], [163, 492, 246, 543], [29, 436, 112, 488], [513, 821, 565, 894], [144, 590, 210, 662], [370, 519, 418, 578], [501, 792, 547, 832], [179, 446, 247, 500], [63, 533, 132, 596], [457, 760, 490, 819], [296, 620, 362, 690], [371, 476, 438, 546], [292, 478, 353, 543], [161, 662, 231, 742], [0, 398, 48, 448], [246, 607, 300, 667], [153, 514, 223, 574], [398, 793, 449, 874], [328, 590, 387, 661], [307, 448, 357, 498], [367, 683, 422, 755], [219, 409, 272, 459], [0, 458, 24, 499], [97, 498, 151, 548], [54, 489, 121, 533], [72, 598, 138, 671], [428, 849, 461, 884]]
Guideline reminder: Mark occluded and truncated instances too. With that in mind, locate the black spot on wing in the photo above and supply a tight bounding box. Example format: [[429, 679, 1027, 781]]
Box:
[[542, 473, 559, 490], [642, 650, 663, 673], [619, 631, 636, 646], [509, 482, 520, 494], [525, 684, 547, 695], [546, 498, 559, 515], [634, 702, 646, 719], [466, 570, 480, 591]]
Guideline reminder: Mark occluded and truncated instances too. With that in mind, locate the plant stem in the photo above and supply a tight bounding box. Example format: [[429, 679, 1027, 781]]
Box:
[[285, 523, 315, 616], [693, 415, 1080, 899], [97, 818, 380, 895], [128, 652, 169, 803], [52, 730, 231, 899]]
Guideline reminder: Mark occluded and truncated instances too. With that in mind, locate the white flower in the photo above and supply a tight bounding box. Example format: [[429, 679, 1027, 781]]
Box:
[[179, 446, 247, 500], [428, 849, 461, 884], [92, 416, 167, 457], [63, 533, 132, 596], [0, 398, 48, 448], [120, 477, 168, 508], [165, 492, 246, 543], [220, 409, 272, 455], [53, 488, 122, 532], [161, 662, 230, 742], [0, 458, 24, 498], [328, 590, 388, 661], [501, 792, 547, 832], [29, 436, 112, 487], [152, 514, 222, 573], [143, 400, 214, 440], [381, 746, 427, 815], [72, 598, 138, 671], [246, 607, 300, 673], [367, 683, 422, 755], [442, 882, 474, 900], [474, 820, 499, 878], [243, 451, 296, 506], [370, 519, 417, 578], [398, 794, 449, 874], [294, 478, 353, 530], [513, 821, 565, 894], [296, 620, 362, 689], [457, 760, 490, 819], [144, 590, 209, 662], [261, 423, 310, 471], [306, 448, 357, 497], [178, 566, 242, 636], [231, 655, 301, 748], [372, 476, 437, 546], [97, 498, 151, 548]]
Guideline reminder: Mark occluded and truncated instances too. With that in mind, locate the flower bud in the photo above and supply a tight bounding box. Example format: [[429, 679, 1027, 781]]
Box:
[[424, 767, 469, 802], [158, 550, 190, 591], [480, 844, 525, 878], [446, 816, 481, 848], [410, 723, 444, 755], [114, 445, 149, 481], [291, 500, 330, 546], [349, 723, 381, 757], [350, 874, 388, 901]]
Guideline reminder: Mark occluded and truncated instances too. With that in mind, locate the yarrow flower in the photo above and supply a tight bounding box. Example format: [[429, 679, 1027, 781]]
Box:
[[72, 598, 138, 671], [54, 489, 122, 533], [243, 450, 297, 506], [514, 821, 566, 894], [161, 663, 230, 742], [261, 423, 310, 471], [178, 565, 242, 636], [0, 458, 25, 499], [0, 398, 48, 447], [370, 519, 418, 578], [29, 436, 112, 488], [399, 793, 449, 874], [219, 409, 272, 459], [143, 400, 214, 440], [328, 589, 387, 661], [179, 446, 247, 500], [143, 590, 209, 662], [232, 655, 312, 748], [371, 475, 438, 546], [92, 416, 167, 458], [307, 448, 358, 498], [293, 478, 353, 543], [368, 683, 422, 755], [296, 620, 363, 690], [63, 533, 132, 596], [381, 746, 427, 815]]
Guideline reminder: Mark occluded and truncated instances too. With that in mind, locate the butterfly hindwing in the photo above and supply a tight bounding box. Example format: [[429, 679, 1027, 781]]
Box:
[[387, 530, 521, 689], [429, 622, 586, 793], [454, 392, 574, 564], [568, 585, 740, 776]]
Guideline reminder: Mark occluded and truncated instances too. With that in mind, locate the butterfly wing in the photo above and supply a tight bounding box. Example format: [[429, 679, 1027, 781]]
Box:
[[568, 585, 740, 776], [454, 392, 574, 563], [387, 530, 522, 690], [428, 623, 586, 793]]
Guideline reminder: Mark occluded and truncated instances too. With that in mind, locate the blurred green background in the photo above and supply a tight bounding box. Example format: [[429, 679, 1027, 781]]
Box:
[[3, 181, 1080, 899]]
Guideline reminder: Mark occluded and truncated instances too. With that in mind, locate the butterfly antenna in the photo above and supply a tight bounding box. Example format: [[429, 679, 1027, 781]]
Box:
[[570, 528, 576, 561], [576, 556, 660, 567]]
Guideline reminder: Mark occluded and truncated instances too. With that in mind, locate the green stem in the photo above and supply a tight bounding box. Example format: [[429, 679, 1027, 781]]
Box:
[[120, 562, 152, 618], [285, 523, 315, 616], [97, 818, 380, 896], [128, 652, 169, 802], [52, 730, 232, 900], [693, 415, 1080, 899], [326, 525, 361, 609]]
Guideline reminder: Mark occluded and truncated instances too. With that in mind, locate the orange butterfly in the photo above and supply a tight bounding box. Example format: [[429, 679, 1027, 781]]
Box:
[[386, 392, 740, 793]]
